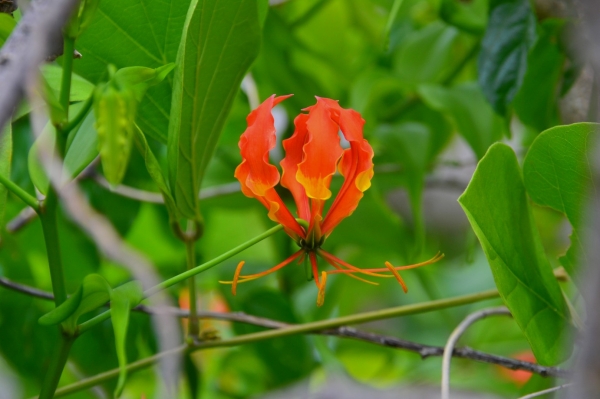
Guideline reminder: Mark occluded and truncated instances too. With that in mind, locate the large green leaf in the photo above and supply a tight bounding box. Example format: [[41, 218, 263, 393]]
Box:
[[478, 0, 536, 115], [418, 82, 505, 159], [167, 0, 261, 220], [74, 0, 192, 142], [0, 124, 11, 237], [458, 143, 569, 365], [523, 123, 600, 274]]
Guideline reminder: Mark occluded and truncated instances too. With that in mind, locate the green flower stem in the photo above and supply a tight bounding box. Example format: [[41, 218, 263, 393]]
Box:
[[185, 238, 200, 338], [37, 335, 74, 399], [62, 93, 93, 134], [0, 173, 39, 212], [38, 34, 77, 399], [77, 223, 286, 334], [49, 289, 499, 398]]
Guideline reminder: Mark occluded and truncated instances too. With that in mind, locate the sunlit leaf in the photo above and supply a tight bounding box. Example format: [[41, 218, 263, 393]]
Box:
[[459, 143, 570, 365]]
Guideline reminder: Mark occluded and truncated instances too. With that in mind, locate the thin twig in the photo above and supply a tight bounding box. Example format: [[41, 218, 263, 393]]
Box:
[[441, 307, 513, 399], [93, 173, 240, 203], [0, 277, 568, 379], [5, 178, 241, 234], [0, 277, 54, 300], [6, 206, 37, 233], [517, 383, 572, 399]]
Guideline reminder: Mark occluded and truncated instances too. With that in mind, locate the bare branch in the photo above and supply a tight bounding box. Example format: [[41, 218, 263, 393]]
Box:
[[1, 277, 569, 379], [518, 383, 572, 399], [441, 307, 513, 399], [0, 276, 54, 300], [93, 173, 240, 203], [6, 206, 37, 233]]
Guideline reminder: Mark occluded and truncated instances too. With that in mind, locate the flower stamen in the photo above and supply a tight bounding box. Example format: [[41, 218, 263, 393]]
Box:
[[384, 261, 408, 293], [219, 251, 303, 287], [317, 271, 327, 306], [232, 261, 245, 296]]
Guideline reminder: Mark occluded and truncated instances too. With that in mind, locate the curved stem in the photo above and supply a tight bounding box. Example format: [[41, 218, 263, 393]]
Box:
[[441, 307, 511, 399], [48, 289, 500, 398]]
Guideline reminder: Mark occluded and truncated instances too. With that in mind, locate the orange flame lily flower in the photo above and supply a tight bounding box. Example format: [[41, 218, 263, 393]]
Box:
[[222, 95, 443, 305]]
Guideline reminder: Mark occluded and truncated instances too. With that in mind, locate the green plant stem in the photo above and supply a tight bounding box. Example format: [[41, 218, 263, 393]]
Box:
[[49, 289, 500, 398], [38, 335, 74, 399], [0, 173, 39, 212], [185, 238, 200, 338], [39, 190, 67, 307], [37, 34, 77, 399], [62, 93, 93, 134], [77, 223, 286, 334]]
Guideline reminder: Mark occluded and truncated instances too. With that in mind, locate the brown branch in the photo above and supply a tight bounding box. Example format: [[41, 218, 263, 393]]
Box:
[[0, 276, 569, 379]]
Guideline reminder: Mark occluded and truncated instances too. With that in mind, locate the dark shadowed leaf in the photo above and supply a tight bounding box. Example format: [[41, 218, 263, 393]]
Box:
[[478, 0, 536, 115]]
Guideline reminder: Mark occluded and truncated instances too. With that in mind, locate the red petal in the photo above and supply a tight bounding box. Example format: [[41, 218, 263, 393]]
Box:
[[280, 114, 310, 221], [296, 98, 344, 201], [321, 104, 374, 236], [235, 94, 304, 238]]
